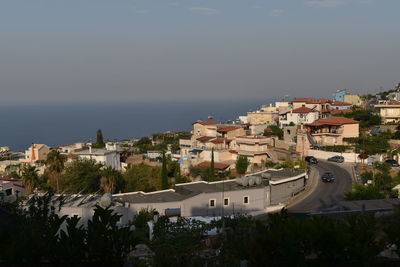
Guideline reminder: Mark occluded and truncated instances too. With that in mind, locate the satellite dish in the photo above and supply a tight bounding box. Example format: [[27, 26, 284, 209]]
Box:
[[99, 193, 113, 208]]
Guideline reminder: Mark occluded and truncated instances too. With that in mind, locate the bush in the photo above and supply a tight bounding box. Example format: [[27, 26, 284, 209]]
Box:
[[345, 182, 384, 200]]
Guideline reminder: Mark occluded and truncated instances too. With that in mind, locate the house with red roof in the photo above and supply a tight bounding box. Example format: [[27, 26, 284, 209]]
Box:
[[217, 125, 246, 139], [305, 116, 359, 146], [192, 121, 218, 138], [330, 101, 353, 110], [279, 105, 319, 127]]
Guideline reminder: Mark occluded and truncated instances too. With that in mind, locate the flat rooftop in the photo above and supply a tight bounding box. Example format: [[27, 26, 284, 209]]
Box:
[[115, 168, 306, 204]]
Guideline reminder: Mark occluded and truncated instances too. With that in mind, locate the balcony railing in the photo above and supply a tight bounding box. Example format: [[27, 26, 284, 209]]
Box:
[[310, 129, 343, 135]]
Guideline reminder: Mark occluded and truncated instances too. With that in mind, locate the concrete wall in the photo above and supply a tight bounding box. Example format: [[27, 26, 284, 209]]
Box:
[[307, 149, 360, 163], [193, 123, 217, 137], [182, 187, 268, 217], [342, 123, 359, 139], [247, 112, 277, 125], [270, 176, 306, 205]]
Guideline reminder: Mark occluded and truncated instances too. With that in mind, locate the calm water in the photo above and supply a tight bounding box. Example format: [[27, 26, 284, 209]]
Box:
[[0, 100, 272, 151]]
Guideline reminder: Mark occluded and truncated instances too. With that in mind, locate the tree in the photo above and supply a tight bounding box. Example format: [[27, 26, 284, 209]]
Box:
[[236, 155, 249, 174], [100, 166, 124, 193], [46, 150, 67, 192], [210, 148, 215, 181], [21, 165, 39, 194], [93, 129, 105, 148], [264, 125, 283, 140], [123, 163, 161, 192], [161, 151, 168, 190], [62, 159, 103, 193]]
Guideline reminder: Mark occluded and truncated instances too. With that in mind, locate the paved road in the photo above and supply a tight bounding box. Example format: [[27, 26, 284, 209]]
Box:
[[288, 160, 353, 213]]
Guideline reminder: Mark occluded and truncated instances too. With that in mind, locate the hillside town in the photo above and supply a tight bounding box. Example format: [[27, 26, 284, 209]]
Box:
[[3, 86, 400, 206], [3, 85, 400, 264]]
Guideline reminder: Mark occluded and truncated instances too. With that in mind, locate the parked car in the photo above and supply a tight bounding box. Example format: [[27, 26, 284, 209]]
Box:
[[328, 155, 344, 163], [385, 159, 399, 167], [321, 172, 335, 182], [305, 156, 318, 164]]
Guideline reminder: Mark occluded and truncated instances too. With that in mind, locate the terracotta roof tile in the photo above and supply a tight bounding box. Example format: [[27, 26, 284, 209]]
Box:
[[196, 136, 215, 142], [210, 138, 227, 144], [194, 121, 217, 126], [307, 116, 358, 126], [292, 98, 330, 104], [331, 101, 352, 106], [217, 126, 241, 133], [291, 106, 313, 113]]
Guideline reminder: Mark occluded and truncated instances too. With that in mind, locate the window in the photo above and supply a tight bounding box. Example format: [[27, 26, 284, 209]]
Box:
[[209, 199, 216, 208], [5, 189, 12, 196], [224, 197, 229, 206], [243, 196, 249, 204]]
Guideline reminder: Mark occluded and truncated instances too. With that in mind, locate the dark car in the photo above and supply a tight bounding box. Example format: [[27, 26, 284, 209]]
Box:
[[305, 156, 318, 164], [328, 155, 344, 163], [321, 172, 335, 182], [385, 159, 400, 167]]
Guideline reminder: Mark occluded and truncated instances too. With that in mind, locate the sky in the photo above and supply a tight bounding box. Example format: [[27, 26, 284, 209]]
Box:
[[1, 0, 399, 105]]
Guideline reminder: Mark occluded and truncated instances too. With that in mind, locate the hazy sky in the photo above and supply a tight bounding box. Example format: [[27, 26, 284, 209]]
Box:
[[1, 0, 399, 105]]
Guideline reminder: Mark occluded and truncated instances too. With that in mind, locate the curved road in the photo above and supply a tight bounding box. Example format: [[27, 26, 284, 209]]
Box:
[[288, 160, 353, 213]]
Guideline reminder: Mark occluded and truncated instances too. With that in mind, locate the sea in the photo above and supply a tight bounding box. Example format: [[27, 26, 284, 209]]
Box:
[[0, 99, 273, 151]]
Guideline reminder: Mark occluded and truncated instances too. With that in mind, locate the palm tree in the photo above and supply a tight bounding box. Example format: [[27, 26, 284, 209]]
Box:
[[100, 166, 122, 193], [46, 150, 66, 192], [22, 165, 39, 194]]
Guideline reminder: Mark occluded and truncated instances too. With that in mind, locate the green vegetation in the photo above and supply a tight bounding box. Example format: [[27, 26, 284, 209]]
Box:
[[210, 148, 215, 181], [123, 163, 162, 192], [0, 193, 136, 265], [62, 159, 104, 193], [344, 134, 390, 155], [235, 155, 249, 174], [345, 162, 400, 200], [2, 196, 400, 266], [100, 166, 124, 193], [161, 151, 168, 190], [264, 125, 283, 139], [133, 132, 191, 154], [45, 150, 66, 192], [21, 165, 39, 194], [318, 145, 350, 153], [92, 129, 105, 148], [345, 182, 384, 200], [333, 109, 381, 128]]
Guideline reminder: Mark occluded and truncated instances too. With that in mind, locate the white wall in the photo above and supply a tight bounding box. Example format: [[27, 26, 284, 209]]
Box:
[[307, 149, 360, 163]]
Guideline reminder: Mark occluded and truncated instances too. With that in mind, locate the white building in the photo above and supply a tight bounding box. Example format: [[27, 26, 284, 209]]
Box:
[[146, 151, 162, 160], [0, 178, 26, 202], [279, 106, 319, 127], [74, 148, 121, 170]]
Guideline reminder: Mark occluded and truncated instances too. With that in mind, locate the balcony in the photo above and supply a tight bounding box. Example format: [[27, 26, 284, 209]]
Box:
[[310, 128, 343, 135]]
